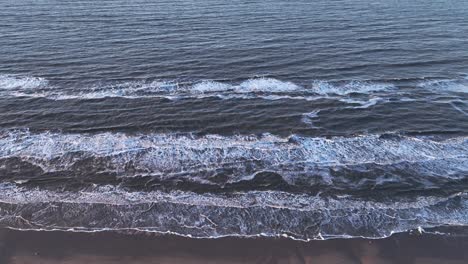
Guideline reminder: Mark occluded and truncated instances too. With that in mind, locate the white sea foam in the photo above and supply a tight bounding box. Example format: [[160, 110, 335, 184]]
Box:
[[0, 74, 48, 90], [301, 110, 321, 127], [0, 130, 466, 240], [238, 78, 301, 92], [0, 183, 466, 240], [191, 81, 231, 93], [3, 74, 467, 99], [0, 74, 398, 101], [1, 75, 465, 117], [342, 97, 389, 109], [311, 80, 395, 95], [0, 131, 466, 180], [419, 79, 468, 93]]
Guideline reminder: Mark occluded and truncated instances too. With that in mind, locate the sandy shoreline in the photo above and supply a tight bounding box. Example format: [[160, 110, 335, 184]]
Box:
[[1, 229, 467, 263]]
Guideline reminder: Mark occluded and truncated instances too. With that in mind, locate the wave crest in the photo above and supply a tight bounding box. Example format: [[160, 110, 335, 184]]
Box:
[[0, 74, 48, 90], [311, 80, 395, 95], [418, 79, 468, 93], [0, 74, 398, 101]]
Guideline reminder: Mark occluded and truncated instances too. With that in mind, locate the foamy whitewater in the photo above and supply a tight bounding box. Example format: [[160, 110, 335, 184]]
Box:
[[1, 74, 466, 115], [0, 129, 466, 239], [0, 74, 397, 100], [0, 183, 467, 240], [1, 74, 466, 97]]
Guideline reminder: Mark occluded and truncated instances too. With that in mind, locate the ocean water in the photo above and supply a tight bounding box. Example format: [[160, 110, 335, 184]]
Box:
[[0, 0, 467, 241]]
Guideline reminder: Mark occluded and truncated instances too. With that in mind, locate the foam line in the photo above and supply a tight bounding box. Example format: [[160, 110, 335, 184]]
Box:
[[0, 184, 466, 240]]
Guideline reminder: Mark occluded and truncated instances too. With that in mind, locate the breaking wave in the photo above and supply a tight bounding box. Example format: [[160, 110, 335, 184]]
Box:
[[0, 74, 396, 102], [0, 184, 466, 240], [418, 78, 468, 94], [311, 80, 394, 95], [0, 130, 466, 192], [2, 74, 466, 113], [0, 74, 48, 90]]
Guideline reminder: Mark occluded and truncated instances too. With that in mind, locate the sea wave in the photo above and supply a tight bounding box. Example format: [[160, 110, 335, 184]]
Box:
[[311, 80, 395, 95], [418, 78, 468, 93], [1, 74, 466, 116], [0, 74, 397, 101], [0, 74, 48, 90], [301, 110, 321, 127], [0, 184, 466, 240], [0, 130, 466, 191]]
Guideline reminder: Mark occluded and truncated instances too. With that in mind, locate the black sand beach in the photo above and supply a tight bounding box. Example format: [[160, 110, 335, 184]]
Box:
[[1, 229, 467, 264]]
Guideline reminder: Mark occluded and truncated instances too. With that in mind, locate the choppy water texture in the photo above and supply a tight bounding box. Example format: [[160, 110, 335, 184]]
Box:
[[0, 0, 467, 240]]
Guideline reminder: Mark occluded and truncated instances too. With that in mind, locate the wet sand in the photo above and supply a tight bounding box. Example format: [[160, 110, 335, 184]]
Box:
[[0, 229, 467, 264]]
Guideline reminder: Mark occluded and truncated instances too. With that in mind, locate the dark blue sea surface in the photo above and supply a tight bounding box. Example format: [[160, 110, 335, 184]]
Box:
[[0, 0, 467, 240]]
